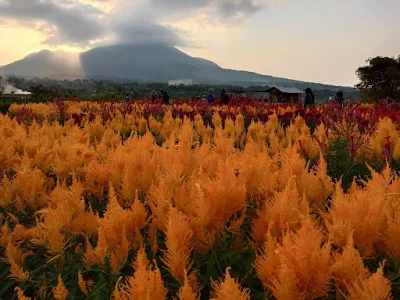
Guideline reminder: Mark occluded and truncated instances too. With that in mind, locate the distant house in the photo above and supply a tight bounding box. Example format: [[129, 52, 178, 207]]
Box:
[[168, 79, 193, 86], [266, 86, 304, 102], [232, 86, 304, 102]]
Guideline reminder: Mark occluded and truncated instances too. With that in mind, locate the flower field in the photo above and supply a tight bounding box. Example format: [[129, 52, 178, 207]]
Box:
[[2, 99, 400, 299]]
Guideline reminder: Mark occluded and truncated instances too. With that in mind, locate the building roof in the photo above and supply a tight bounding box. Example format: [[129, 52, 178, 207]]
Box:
[[266, 86, 305, 94], [232, 86, 305, 94]]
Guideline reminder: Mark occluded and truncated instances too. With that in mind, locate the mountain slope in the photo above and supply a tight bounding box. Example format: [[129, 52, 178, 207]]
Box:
[[80, 44, 202, 81], [0, 44, 351, 90], [80, 44, 297, 85], [0, 50, 83, 79]]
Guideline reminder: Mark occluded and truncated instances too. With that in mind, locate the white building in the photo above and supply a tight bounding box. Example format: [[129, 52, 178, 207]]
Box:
[[168, 79, 193, 86]]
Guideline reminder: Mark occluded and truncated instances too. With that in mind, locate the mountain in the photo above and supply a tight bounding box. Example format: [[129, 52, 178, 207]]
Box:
[[0, 50, 83, 79], [0, 44, 352, 91], [80, 44, 216, 82]]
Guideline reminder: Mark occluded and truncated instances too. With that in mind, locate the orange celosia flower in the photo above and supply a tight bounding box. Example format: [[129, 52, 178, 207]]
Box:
[[278, 217, 332, 298], [345, 265, 392, 300], [210, 268, 250, 300], [325, 176, 389, 257], [254, 229, 281, 289], [82, 237, 97, 269], [6, 242, 30, 282], [5, 241, 31, 266], [8, 257, 30, 281], [203, 160, 247, 231], [78, 270, 94, 295], [162, 207, 195, 282], [82, 226, 108, 269], [47, 228, 68, 255], [6, 101, 400, 300], [132, 247, 150, 271], [147, 177, 174, 231], [111, 277, 128, 300], [176, 270, 201, 300], [187, 182, 216, 254], [0, 222, 11, 247], [386, 216, 400, 261], [110, 225, 129, 274], [257, 216, 332, 299], [15, 287, 32, 300], [332, 236, 368, 286], [268, 263, 305, 300], [53, 275, 69, 300], [94, 227, 108, 266], [85, 160, 110, 199], [252, 178, 308, 246], [122, 250, 168, 299]]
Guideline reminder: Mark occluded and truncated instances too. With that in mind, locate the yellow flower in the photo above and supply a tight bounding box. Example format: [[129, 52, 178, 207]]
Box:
[[78, 271, 94, 295], [53, 275, 69, 300], [15, 287, 32, 300]]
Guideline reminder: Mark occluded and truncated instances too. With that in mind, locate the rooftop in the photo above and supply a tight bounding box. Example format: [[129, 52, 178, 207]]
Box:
[[232, 86, 305, 94], [266, 86, 305, 94]]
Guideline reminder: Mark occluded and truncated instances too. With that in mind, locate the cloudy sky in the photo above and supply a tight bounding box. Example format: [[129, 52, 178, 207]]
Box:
[[0, 0, 399, 86]]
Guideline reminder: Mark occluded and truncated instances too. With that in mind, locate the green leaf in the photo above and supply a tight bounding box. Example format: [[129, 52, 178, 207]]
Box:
[[0, 279, 15, 298]]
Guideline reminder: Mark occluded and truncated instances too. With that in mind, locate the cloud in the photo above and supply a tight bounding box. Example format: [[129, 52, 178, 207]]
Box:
[[0, 0, 274, 48], [217, 0, 270, 20], [108, 20, 191, 47], [0, 0, 105, 47], [104, 1, 194, 47], [105, 0, 273, 46], [147, 0, 275, 21]]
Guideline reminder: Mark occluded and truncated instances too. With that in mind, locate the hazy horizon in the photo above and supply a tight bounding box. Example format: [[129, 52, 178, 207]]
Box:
[[1, 0, 399, 86]]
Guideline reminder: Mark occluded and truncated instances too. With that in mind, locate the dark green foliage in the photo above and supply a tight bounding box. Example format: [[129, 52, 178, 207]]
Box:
[[356, 55, 400, 102], [385, 255, 400, 299], [326, 138, 373, 190], [0, 259, 14, 299], [192, 232, 263, 300]]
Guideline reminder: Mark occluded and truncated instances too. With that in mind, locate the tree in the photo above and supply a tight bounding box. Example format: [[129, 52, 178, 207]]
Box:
[[30, 84, 61, 101], [0, 76, 5, 95], [356, 56, 400, 102]]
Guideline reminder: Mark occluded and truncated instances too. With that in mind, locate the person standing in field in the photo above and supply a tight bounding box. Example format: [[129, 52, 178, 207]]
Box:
[[221, 88, 229, 105], [159, 90, 165, 104], [125, 94, 130, 103], [304, 88, 315, 108], [207, 88, 215, 104], [150, 90, 157, 104], [335, 91, 344, 107], [162, 90, 170, 104]]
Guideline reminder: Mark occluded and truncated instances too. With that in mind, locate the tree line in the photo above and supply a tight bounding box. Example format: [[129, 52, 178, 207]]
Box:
[[4, 55, 399, 103]]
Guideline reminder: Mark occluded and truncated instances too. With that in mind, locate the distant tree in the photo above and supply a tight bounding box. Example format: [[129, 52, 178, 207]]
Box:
[[31, 84, 59, 101], [0, 76, 4, 95], [356, 56, 400, 102]]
